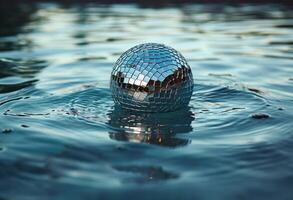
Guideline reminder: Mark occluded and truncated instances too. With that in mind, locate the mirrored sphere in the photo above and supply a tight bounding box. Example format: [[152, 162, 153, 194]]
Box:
[[110, 43, 194, 112]]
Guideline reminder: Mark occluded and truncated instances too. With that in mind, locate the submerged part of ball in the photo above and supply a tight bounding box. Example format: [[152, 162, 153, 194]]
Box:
[[110, 43, 194, 112]]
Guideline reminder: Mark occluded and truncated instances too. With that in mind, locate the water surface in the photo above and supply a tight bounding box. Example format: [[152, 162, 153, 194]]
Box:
[[0, 3, 293, 200]]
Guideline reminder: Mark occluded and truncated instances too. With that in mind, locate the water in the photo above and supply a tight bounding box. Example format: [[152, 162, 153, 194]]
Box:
[[0, 2, 293, 200]]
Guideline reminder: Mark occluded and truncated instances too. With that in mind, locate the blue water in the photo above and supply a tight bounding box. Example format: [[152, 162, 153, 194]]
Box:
[[0, 3, 293, 200]]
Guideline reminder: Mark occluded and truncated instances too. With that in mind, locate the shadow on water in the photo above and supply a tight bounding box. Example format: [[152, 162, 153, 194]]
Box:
[[107, 106, 194, 148]]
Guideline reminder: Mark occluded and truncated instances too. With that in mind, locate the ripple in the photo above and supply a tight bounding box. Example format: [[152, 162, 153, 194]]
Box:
[[208, 73, 233, 77], [0, 144, 5, 152], [113, 165, 179, 183], [250, 113, 271, 119], [0, 79, 38, 94], [0, 58, 47, 78], [275, 24, 293, 28], [235, 142, 290, 169], [67, 88, 194, 147], [3, 109, 50, 117], [2, 128, 13, 134]]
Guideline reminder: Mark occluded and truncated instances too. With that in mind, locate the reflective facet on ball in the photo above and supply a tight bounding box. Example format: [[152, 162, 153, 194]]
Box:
[[110, 43, 194, 112]]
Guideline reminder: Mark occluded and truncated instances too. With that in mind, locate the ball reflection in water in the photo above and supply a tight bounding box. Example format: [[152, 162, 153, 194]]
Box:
[[110, 43, 194, 112], [107, 107, 194, 148]]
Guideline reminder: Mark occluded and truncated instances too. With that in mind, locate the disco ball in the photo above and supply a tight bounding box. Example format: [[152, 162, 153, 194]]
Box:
[[110, 43, 194, 112]]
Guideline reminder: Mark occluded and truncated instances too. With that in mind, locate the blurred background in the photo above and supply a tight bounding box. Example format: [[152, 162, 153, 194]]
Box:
[[0, 0, 292, 200]]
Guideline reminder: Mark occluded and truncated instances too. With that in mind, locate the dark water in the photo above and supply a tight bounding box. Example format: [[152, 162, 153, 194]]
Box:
[[0, 2, 293, 200]]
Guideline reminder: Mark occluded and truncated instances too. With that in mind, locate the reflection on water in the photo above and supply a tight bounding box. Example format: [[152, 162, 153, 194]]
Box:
[[108, 107, 194, 147], [0, 4, 37, 52], [0, 2, 293, 200], [0, 59, 47, 79]]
